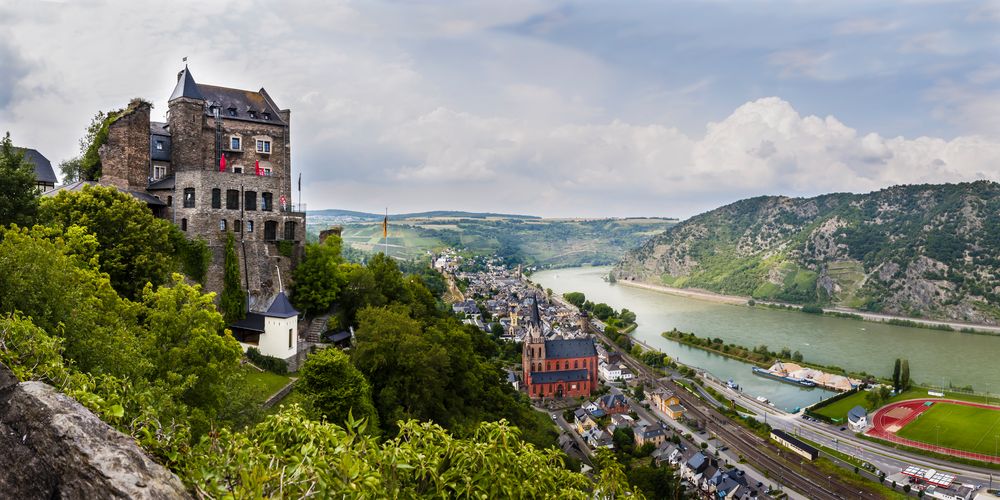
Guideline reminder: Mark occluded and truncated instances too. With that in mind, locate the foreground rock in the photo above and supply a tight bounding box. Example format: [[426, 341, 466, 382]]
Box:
[[0, 362, 190, 499]]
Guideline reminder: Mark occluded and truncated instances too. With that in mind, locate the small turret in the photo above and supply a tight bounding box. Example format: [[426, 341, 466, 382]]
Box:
[[169, 65, 204, 102]]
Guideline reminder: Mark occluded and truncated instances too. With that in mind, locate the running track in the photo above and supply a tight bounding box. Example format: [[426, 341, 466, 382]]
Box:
[[867, 399, 1000, 464]]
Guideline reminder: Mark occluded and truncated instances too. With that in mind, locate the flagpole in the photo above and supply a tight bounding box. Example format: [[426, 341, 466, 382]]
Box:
[[384, 207, 388, 257]]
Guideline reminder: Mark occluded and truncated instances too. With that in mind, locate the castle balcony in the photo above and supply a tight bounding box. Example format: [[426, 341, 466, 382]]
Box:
[[279, 202, 306, 214]]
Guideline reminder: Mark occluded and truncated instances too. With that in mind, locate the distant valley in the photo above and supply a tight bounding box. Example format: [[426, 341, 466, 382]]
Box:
[[308, 211, 676, 268]]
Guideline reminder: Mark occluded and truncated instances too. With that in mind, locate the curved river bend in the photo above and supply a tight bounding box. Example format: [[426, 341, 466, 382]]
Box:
[[532, 266, 1000, 411]]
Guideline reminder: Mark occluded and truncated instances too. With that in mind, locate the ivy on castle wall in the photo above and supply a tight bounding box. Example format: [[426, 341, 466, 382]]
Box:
[[80, 98, 152, 181]]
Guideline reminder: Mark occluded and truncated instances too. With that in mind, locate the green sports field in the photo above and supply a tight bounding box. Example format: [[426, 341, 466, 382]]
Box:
[[896, 402, 1000, 456]]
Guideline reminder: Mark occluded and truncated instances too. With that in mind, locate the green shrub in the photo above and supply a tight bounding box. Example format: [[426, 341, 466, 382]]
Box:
[[246, 347, 288, 375]]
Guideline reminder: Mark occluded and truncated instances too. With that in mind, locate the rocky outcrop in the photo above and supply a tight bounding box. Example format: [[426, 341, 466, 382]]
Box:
[[0, 362, 190, 499]]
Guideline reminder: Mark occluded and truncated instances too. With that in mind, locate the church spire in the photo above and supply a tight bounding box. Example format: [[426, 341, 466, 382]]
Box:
[[169, 65, 204, 102]]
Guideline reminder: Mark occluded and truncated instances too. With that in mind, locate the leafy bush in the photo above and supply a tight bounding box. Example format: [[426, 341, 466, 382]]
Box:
[[246, 347, 288, 375]]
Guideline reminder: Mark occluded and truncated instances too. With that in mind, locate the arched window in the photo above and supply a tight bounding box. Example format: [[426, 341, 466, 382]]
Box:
[[234, 220, 242, 233], [211, 188, 221, 209], [219, 219, 227, 231], [283, 221, 297, 240], [264, 220, 277, 240], [183, 188, 195, 208], [180, 218, 187, 231], [574, 360, 578, 369]]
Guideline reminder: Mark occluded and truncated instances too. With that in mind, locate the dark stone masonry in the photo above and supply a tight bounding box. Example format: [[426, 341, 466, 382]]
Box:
[[94, 66, 306, 307]]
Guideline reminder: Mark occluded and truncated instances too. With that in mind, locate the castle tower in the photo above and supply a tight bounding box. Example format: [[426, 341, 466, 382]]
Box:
[[167, 66, 207, 172]]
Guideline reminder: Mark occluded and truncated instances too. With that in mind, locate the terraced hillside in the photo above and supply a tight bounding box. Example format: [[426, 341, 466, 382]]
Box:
[[614, 181, 1000, 325]]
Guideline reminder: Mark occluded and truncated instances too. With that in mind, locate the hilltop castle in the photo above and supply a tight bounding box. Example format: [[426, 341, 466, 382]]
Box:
[[91, 66, 306, 306]]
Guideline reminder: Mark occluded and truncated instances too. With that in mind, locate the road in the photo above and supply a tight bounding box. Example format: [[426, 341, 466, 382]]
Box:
[[699, 374, 999, 490]]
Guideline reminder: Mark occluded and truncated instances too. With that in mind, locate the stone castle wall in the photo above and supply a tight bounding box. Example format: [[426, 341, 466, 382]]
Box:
[[99, 100, 152, 191]]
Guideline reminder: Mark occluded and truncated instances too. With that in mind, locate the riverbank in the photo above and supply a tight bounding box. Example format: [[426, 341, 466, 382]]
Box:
[[617, 279, 1000, 335]]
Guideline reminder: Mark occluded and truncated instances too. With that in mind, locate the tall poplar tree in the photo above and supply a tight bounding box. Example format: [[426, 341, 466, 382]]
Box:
[[900, 359, 910, 391], [0, 132, 39, 227], [892, 358, 901, 392], [220, 232, 246, 323]]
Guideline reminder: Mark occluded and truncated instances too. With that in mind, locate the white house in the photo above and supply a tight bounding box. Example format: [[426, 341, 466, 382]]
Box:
[[599, 361, 635, 382], [230, 291, 299, 361], [848, 405, 868, 432]]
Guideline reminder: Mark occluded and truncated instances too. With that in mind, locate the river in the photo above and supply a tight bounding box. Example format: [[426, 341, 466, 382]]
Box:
[[532, 266, 1000, 411]]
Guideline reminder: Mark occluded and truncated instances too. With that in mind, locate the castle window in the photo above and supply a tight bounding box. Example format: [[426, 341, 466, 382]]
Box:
[[256, 139, 271, 154], [244, 191, 257, 211], [288, 328, 293, 349], [233, 166, 243, 174], [227, 107, 237, 117], [263, 112, 271, 120], [234, 220, 242, 233], [247, 220, 254, 233], [284, 221, 297, 241], [219, 219, 227, 231], [230, 136, 241, 151], [264, 220, 277, 240], [167, 196, 172, 207], [183, 188, 195, 208], [155, 140, 164, 151], [152, 164, 166, 180], [211, 189, 221, 209], [261, 192, 273, 211], [181, 218, 187, 231], [226, 189, 239, 209], [248, 111, 257, 119]]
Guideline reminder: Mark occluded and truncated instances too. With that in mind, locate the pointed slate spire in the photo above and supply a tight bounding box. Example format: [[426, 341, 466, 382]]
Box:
[[169, 65, 204, 101], [264, 291, 298, 318], [529, 294, 542, 328]]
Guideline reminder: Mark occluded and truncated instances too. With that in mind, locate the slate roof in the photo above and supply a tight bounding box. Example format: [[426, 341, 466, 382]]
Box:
[[530, 369, 589, 384], [543, 338, 597, 359], [265, 291, 298, 318], [686, 452, 709, 473], [150, 121, 170, 136], [15, 147, 57, 184], [169, 66, 204, 101], [848, 405, 867, 423], [529, 295, 542, 326], [231, 312, 265, 333], [147, 175, 175, 190], [44, 181, 165, 206], [599, 393, 627, 408]]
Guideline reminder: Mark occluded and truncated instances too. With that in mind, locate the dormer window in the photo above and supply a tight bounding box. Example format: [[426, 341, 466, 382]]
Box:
[[210, 106, 219, 117], [227, 107, 237, 117], [248, 111, 257, 119], [262, 112, 271, 120], [155, 140, 164, 151], [256, 139, 271, 154]]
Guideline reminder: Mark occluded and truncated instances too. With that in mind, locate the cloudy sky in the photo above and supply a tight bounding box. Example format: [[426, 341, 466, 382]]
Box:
[[2, 0, 1000, 218]]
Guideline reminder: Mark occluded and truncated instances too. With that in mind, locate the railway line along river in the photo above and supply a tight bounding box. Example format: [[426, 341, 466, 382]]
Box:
[[532, 266, 1000, 411]]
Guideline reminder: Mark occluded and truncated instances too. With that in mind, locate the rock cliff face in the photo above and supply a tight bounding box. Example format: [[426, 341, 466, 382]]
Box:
[[614, 181, 1000, 325], [0, 362, 189, 499]]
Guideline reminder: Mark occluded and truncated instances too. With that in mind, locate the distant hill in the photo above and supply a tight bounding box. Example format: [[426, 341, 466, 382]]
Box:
[[308, 209, 540, 220], [614, 181, 1000, 325], [308, 215, 675, 268]]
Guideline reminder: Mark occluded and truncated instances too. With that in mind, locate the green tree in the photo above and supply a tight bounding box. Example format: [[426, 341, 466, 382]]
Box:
[[892, 358, 901, 392], [299, 347, 379, 431], [220, 231, 246, 323], [0, 225, 141, 378], [0, 132, 39, 227], [900, 359, 910, 391], [139, 274, 246, 431], [618, 308, 636, 325], [38, 184, 177, 298], [592, 302, 615, 320], [291, 235, 345, 315], [563, 291, 586, 308]]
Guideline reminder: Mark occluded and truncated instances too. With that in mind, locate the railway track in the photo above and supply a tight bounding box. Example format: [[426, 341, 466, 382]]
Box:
[[594, 328, 884, 500]]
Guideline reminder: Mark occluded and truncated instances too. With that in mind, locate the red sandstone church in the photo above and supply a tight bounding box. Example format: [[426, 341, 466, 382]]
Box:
[[522, 297, 599, 398]]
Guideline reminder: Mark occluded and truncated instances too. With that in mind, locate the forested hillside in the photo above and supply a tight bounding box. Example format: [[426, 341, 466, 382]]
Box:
[[615, 181, 1000, 324]]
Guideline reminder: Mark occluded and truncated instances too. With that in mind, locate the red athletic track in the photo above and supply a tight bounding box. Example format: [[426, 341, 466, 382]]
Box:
[[867, 399, 1000, 464]]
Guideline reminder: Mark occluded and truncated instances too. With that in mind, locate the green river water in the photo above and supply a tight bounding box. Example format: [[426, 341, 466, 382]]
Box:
[[532, 266, 1000, 411]]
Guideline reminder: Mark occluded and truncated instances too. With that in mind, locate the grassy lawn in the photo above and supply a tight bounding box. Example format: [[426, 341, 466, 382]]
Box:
[[812, 391, 871, 422], [896, 402, 1000, 455], [888, 387, 1000, 406], [244, 369, 292, 403]]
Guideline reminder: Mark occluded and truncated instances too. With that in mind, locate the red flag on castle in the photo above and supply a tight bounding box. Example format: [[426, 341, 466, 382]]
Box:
[[255, 160, 261, 176], [219, 154, 226, 172]]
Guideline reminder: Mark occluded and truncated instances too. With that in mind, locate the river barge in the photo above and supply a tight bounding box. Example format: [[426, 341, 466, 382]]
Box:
[[752, 366, 817, 388]]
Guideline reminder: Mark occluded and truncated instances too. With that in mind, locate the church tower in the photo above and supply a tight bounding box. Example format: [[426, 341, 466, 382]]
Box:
[[521, 296, 546, 388]]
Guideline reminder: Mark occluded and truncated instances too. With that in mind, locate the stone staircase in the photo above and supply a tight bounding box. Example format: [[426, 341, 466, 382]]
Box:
[[304, 314, 330, 343]]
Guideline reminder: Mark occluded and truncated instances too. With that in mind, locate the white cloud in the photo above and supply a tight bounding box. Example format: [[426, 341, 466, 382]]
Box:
[[833, 18, 901, 35]]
